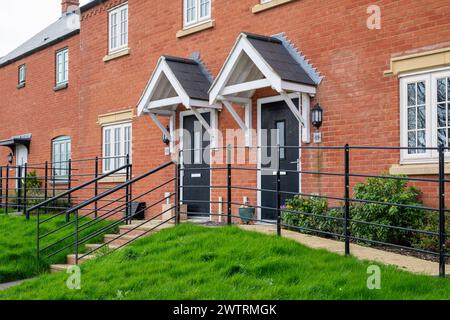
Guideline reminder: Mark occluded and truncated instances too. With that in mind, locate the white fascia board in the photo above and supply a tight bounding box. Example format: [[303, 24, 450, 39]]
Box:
[[160, 61, 191, 108], [221, 79, 271, 96], [189, 99, 222, 109], [148, 97, 183, 109], [209, 34, 246, 100], [137, 57, 165, 116], [281, 80, 316, 95], [209, 41, 246, 104], [241, 37, 282, 92]]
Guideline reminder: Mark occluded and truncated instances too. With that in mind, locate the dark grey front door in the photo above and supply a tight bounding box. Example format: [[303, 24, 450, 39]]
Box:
[[182, 113, 211, 217], [261, 99, 300, 220]]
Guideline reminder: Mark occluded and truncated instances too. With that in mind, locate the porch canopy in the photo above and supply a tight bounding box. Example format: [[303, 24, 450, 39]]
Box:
[[209, 32, 321, 145], [0, 133, 31, 152], [137, 55, 219, 145]]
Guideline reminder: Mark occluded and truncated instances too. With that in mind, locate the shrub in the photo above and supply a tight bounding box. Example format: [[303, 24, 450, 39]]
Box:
[[282, 196, 343, 237], [350, 177, 426, 246]]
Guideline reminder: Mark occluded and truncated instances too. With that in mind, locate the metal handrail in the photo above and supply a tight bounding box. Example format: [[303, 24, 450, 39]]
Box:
[[27, 164, 130, 213], [65, 161, 174, 216]]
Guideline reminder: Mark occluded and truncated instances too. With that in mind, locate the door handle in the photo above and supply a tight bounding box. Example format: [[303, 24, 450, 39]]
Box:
[[290, 159, 300, 171]]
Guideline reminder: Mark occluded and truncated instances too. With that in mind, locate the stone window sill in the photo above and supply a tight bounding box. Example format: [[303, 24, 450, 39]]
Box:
[[252, 0, 298, 13], [389, 163, 450, 176], [176, 20, 215, 38], [99, 175, 127, 184], [53, 83, 68, 92], [103, 48, 131, 63]]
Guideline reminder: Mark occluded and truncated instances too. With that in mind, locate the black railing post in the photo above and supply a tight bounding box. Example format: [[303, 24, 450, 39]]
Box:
[[67, 159, 72, 207], [227, 145, 232, 226], [44, 161, 48, 215], [75, 210, 79, 265], [438, 145, 446, 278], [17, 166, 22, 213], [344, 144, 351, 256], [94, 156, 99, 218], [0, 166, 3, 210], [125, 155, 131, 224], [175, 158, 181, 225], [36, 208, 40, 260], [276, 144, 282, 237], [52, 162, 56, 198], [5, 164, 9, 213], [23, 164, 28, 218]]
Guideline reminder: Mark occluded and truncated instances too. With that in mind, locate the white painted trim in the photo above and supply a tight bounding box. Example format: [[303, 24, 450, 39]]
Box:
[[179, 109, 214, 218], [280, 91, 306, 127], [301, 93, 311, 143], [256, 93, 302, 221], [221, 79, 271, 96], [148, 97, 183, 109]]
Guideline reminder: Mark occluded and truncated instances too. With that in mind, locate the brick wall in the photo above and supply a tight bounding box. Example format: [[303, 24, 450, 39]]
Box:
[[1, 0, 449, 218]]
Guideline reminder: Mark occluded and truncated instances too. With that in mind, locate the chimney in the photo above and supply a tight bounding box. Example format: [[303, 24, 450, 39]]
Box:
[[61, 0, 79, 15]]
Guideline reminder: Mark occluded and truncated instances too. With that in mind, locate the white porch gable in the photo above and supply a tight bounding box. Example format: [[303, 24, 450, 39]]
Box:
[[137, 56, 219, 148], [209, 32, 320, 144]]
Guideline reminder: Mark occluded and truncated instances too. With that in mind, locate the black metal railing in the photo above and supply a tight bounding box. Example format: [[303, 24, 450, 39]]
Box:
[[0, 156, 128, 217], [178, 145, 449, 278], [31, 158, 178, 264]]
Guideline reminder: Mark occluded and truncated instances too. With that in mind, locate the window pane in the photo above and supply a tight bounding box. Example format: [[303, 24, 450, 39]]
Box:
[[110, 12, 117, 49], [417, 81, 425, 105], [114, 127, 121, 169], [104, 129, 111, 171], [447, 78, 450, 103], [408, 131, 416, 154], [417, 106, 425, 129], [438, 103, 446, 127], [407, 107, 416, 130], [438, 129, 446, 147], [417, 130, 426, 152], [120, 7, 128, 47], [276, 121, 285, 159], [407, 83, 416, 106], [194, 129, 201, 164], [200, 0, 210, 18], [438, 78, 446, 102]]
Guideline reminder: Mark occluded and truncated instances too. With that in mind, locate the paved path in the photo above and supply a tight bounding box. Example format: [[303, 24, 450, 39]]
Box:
[[0, 280, 26, 291], [239, 224, 450, 276]]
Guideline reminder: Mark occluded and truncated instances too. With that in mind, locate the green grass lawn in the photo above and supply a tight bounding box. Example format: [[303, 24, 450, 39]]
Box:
[[1, 224, 449, 300], [0, 213, 116, 283]]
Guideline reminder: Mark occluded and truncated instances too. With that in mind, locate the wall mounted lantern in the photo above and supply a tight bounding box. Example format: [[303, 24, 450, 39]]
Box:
[[7, 152, 13, 165], [162, 125, 171, 145], [311, 103, 323, 129]]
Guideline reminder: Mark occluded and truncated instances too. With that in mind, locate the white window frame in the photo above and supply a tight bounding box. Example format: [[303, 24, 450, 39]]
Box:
[[55, 48, 69, 85], [102, 122, 132, 174], [108, 3, 128, 54], [400, 68, 450, 164], [18, 64, 26, 85], [183, 0, 211, 28], [52, 136, 71, 180]]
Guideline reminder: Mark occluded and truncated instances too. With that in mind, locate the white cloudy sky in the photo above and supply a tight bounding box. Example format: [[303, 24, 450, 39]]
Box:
[[0, 0, 91, 57]]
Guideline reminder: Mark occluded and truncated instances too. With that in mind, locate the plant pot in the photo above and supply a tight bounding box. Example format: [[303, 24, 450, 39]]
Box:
[[239, 207, 255, 224]]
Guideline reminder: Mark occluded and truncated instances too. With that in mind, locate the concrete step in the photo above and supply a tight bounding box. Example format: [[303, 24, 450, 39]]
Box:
[[85, 243, 120, 252], [50, 264, 72, 273], [119, 221, 174, 237], [103, 234, 139, 247], [66, 254, 96, 265]]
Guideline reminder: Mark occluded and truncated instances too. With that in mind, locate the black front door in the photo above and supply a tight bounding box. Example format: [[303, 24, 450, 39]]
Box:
[[182, 113, 211, 217], [261, 99, 300, 220]]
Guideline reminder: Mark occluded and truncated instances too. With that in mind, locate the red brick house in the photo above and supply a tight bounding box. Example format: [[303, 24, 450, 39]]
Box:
[[1, 0, 450, 220]]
